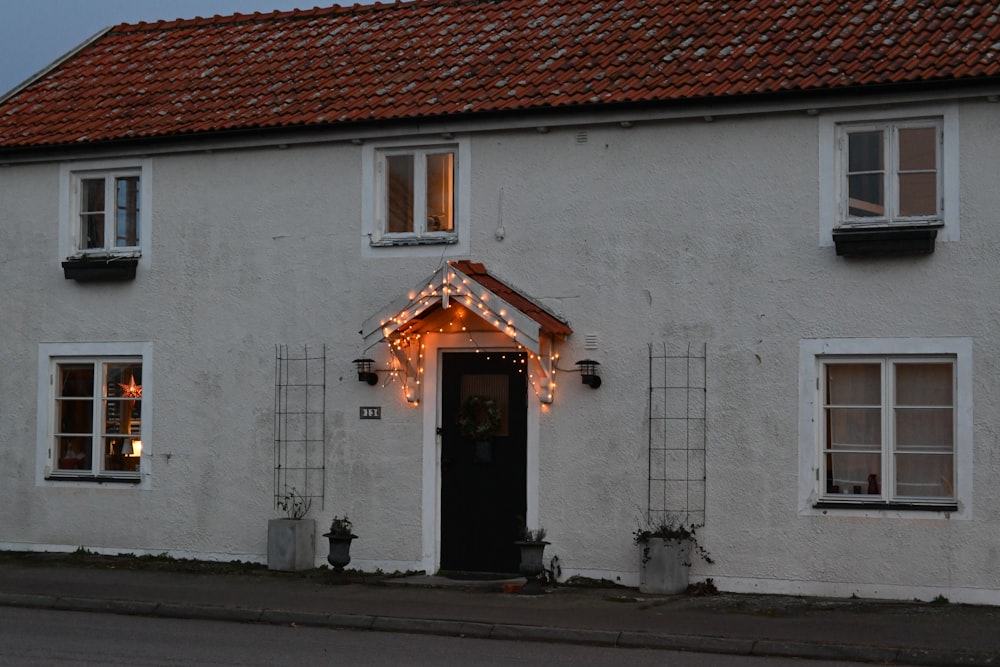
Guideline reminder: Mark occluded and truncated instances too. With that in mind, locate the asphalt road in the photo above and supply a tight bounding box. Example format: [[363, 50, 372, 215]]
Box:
[[0, 606, 881, 666]]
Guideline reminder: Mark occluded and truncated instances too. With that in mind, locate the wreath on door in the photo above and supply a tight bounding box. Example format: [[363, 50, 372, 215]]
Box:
[[458, 394, 502, 439]]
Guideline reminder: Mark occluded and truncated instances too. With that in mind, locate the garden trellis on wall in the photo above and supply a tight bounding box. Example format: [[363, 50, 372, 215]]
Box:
[[648, 342, 707, 527], [274, 344, 326, 511]]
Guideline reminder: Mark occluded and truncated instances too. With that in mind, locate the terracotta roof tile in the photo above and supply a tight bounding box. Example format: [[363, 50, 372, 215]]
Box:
[[449, 260, 572, 338], [2, 0, 999, 149]]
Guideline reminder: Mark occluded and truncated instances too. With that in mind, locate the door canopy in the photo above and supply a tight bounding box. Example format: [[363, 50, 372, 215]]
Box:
[[361, 260, 572, 404]]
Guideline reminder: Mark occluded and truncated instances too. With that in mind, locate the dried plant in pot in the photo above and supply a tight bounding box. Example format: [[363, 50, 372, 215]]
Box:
[[267, 487, 315, 572], [634, 515, 713, 595]]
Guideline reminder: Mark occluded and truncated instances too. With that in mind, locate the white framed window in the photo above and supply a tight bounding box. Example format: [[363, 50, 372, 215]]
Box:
[[841, 120, 941, 224], [798, 338, 972, 518], [59, 158, 152, 260], [361, 138, 470, 258], [37, 342, 152, 485], [819, 105, 959, 245]]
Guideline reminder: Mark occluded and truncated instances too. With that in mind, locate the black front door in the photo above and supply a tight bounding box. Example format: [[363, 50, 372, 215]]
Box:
[[440, 351, 527, 574]]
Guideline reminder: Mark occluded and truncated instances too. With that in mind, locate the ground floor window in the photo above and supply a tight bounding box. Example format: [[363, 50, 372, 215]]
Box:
[[822, 357, 954, 502], [799, 338, 971, 515], [40, 342, 150, 483]]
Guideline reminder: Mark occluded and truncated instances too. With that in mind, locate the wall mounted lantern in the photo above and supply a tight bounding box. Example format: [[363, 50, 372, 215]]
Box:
[[575, 359, 602, 388], [352, 358, 378, 385]]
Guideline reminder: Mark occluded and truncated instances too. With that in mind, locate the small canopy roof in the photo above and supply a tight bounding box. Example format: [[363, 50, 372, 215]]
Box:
[[362, 260, 571, 354], [361, 260, 572, 403]]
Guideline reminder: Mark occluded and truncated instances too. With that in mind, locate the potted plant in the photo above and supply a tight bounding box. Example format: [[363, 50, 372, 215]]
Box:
[[267, 487, 316, 572], [634, 515, 713, 595], [514, 526, 549, 594], [323, 515, 357, 580]]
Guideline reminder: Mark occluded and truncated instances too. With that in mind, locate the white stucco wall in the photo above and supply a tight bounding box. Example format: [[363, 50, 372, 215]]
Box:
[[2, 94, 1000, 603]]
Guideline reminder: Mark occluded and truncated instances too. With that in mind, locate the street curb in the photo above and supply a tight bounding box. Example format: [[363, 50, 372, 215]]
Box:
[[618, 630, 754, 655], [751, 639, 898, 664], [1, 593, 996, 666]]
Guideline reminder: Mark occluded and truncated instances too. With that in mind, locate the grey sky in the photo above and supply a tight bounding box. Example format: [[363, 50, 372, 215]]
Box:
[[0, 1, 319, 96]]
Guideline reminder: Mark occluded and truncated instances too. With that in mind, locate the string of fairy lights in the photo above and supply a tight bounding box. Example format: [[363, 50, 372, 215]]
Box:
[[367, 268, 560, 405]]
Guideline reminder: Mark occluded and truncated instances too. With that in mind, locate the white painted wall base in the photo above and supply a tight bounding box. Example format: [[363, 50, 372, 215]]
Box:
[[702, 575, 1000, 607]]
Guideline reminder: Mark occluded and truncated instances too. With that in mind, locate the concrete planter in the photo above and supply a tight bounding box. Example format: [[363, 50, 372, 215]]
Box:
[[267, 518, 316, 571], [638, 537, 690, 594]]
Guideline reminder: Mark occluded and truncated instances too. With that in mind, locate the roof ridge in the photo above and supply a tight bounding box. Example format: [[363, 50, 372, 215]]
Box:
[[108, 0, 477, 34]]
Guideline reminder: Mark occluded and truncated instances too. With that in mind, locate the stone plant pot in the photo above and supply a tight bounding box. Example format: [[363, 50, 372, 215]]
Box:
[[323, 533, 357, 573], [267, 518, 316, 572], [515, 540, 549, 594], [638, 537, 690, 594]]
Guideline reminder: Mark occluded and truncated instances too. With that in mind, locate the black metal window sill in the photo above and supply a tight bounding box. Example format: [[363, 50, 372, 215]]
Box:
[[62, 255, 139, 282], [45, 474, 141, 484], [832, 223, 942, 257], [814, 501, 957, 512]]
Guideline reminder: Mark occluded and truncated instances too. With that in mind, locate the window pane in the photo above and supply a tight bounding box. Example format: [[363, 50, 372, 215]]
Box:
[[826, 363, 880, 405], [103, 436, 140, 472], [827, 407, 881, 448], [848, 174, 884, 216], [898, 172, 937, 217], [425, 152, 454, 233], [386, 155, 414, 233], [895, 453, 953, 498], [80, 178, 106, 249], [115, 176, 140, 247], [896, 363, 952, 406], [896, 408, 953, 451], [826, 452, 880, 495], [59, 364, 94, 398], [80, 178, 105, 213], [56, 364, 94, 466], [848, 131, 883, 172], [898, 127, 936, 171], [56, 436, 92, 471], [847, 131, 884, 218], [104, 363, 142, 437]]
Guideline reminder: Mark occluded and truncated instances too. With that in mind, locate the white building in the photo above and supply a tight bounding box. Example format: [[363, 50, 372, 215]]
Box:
[[2, 0, 1000, 604]]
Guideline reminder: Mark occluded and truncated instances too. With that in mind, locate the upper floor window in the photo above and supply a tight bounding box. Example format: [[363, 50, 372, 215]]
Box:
[[841, 120, 941, 225], [78, 172, 141, 252], [818, 105, 959, 248], [38, 342, 152, 486], [362, 138, 470, 258], [60, 158, 152, 261]]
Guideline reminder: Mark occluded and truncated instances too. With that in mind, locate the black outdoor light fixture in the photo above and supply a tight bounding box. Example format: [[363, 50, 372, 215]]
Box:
[[352, 358, 378, 385], [575, 359, 602, 389]]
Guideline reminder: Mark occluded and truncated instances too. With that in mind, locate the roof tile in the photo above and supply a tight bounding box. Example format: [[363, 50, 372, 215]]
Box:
[[2, 0, 999, 149]]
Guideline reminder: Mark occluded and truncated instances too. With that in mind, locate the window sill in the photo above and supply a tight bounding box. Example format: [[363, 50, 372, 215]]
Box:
[[832, 223, 942, 257], [370, 236, 458, 248], [62, 255, 139, 282], [45, 473, 141, 484], [814, 500, 957, 512]]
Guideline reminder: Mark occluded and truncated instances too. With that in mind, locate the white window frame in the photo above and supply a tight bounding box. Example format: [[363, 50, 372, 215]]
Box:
[[361, 137, 470, 258], [819, 105, 959, 246], [37, 342, 153, 488], [798, 338, 972, 519], [59, 158, 153, 262]]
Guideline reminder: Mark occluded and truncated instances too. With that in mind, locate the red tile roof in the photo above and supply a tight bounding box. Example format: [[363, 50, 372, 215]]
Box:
[[449, 260, 573, 337], [2, 0, 999, 149]]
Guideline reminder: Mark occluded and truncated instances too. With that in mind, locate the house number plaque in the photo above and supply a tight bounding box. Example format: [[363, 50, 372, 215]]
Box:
[[359, 406, 381, 419]]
